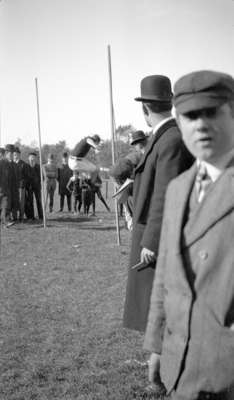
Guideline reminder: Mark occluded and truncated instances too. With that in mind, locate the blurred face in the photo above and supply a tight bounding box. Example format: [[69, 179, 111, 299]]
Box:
[[134, 142, 146, 154], [28, 155, 36, 166], [5, 151, 13, 161], [177, 103, 234, 165], [13, 152, 20, 162], [62, 157, 68, 165]]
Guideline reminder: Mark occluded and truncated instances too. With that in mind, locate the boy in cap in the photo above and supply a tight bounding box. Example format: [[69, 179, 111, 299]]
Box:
[[43, 153, 58, 213], [144, 70, 234, 400], [123, 75, 194, 332]]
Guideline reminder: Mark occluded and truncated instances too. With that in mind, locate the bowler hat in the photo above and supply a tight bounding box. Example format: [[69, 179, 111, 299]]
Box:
[[135, 75, 173, 102], [129, 130, 147, 145], [5, 144, 15, 153], [14, 146, 21, 154], [174, 70, 234, 114]]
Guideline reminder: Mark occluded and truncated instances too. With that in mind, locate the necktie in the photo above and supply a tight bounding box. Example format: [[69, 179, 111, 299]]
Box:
[[195, 164, 212, 202]]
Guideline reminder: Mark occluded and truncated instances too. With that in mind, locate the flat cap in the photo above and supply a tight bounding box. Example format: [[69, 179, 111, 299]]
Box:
[[174, 70, 234, 113], [5, 144, 15, 152], [129, 130, 147, 145]]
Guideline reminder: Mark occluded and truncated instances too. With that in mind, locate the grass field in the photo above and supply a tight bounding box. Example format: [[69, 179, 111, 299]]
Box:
[[0, 187, 165, 400]]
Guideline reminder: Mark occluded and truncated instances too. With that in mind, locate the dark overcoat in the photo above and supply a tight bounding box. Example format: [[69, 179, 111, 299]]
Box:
[[144, 160, 234, 399], [58, 165, 73, 195], [123, 118, 194, 331]]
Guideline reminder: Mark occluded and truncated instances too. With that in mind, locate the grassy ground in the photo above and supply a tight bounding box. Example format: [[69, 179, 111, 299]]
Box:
[[0, 189, 165, 400]]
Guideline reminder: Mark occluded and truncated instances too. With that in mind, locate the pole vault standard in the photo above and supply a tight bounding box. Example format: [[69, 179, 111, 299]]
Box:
[[107, 45, 121, 245], [35, 78, 47, 228]]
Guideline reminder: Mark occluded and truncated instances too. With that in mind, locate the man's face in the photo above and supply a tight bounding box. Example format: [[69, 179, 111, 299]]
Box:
[[5, 151, 13, 162], [62, 157, 68, 165], [177, 102, 234, 165], [28, 155, 36, 166], [134, 142, 145, 155], [13, 152, 20, 162]]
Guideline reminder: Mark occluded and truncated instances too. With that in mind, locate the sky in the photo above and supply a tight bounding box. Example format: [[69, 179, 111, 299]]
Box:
[[0, 0, 234, 148]]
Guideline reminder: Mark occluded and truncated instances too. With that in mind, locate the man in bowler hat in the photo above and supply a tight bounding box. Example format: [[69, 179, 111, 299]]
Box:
[[123, 75, 194, 332], [144, 70, 234, 400]]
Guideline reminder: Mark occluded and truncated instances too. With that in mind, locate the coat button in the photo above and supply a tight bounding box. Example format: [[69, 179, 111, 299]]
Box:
[[199, 250, 208, 260]]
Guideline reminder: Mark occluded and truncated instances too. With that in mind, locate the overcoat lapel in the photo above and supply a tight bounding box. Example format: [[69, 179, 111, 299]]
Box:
[[135, 119, 177, 173]]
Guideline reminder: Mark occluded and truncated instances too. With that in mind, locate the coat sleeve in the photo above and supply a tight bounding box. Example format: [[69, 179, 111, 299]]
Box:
[[143, 186, 171, 353], [140, 133, 186, 255]]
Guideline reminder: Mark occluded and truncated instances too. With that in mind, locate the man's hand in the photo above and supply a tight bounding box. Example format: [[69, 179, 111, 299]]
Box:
[[141, 247, 155, 264], [148, 352, 161, 383]]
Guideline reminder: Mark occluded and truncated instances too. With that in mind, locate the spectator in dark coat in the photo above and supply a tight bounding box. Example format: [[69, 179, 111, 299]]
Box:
[[5, 144, 19, 222], [57, 152, 73, 212], [0, 148, 11, 226], [25, 151, 43, 220], [123, 75, 194, 332], [13, 146, 28, 221]]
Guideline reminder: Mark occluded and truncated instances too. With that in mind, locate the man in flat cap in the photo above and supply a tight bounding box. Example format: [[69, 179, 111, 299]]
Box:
[[123, 75, 194, 332], [144, 70, 234, 400]]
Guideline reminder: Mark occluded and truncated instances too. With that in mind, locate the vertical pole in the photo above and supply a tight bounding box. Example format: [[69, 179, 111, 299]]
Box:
[[35, 78, 47, 228], [107, 45, 121, 245]]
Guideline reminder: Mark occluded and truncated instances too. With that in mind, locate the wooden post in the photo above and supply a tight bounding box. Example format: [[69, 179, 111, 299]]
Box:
[[107, 45, 121, 245], [35, 78, 47, 228]]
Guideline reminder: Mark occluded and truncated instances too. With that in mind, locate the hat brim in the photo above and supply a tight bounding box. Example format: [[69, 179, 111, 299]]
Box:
[[134, 96, 172, 102], [174, 94, 227, 114], [130, 138, 146, 145]]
